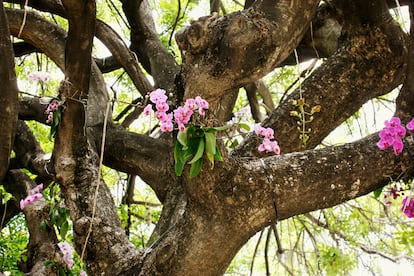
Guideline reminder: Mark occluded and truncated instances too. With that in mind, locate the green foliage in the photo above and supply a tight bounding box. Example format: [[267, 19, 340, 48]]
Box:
[[0, 214, 28, 274], [48, 204, 71, 240], [395, 225, 414, 254], [174, 125, 227, 178], [320, 245, 357, 276], [0, 186, 14, 206]]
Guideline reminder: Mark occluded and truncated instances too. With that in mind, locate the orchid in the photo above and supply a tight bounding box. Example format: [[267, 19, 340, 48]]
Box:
[[407, 118, 414, 132], [254, 124, 280, 155], [144, 89, 208, 133], [377, 117, 407, 155], [28, 71, 51, 82], [20, 184, 44, 210], [57, 241, 74, 269], [143, 104, 152, 116]]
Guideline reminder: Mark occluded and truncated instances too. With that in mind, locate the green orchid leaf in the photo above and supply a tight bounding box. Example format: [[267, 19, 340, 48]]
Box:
[[174, 142, 192, 176], [188, 138, 205, 164], [373, 185, 384, 198], [174, 141, 185, 176], [239, 123, 251, 131], [205, 132, 216, 168], [205, 124, 231, 132], [177, 128, 188, 148], [214, 145, 223, 161], [60, 220, 69, 240], [189, 158, 203, 178]]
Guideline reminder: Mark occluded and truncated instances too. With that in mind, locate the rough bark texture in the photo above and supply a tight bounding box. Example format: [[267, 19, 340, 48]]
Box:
[[0, 1, 18, 181], [176, 0, 320, 111], [2, 0, 414, 275], [52, 1, 140, 274]]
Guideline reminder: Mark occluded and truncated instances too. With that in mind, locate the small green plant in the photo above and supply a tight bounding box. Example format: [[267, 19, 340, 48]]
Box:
[[290, 98, 321, 145], [174, 125, 228, 178]]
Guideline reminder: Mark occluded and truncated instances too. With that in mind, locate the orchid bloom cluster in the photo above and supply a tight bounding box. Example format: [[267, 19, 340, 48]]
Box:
[[28, 71, 51, 82], [45, 99, 61, 124], [376, 117, 412, 155], [377, 117, 414, 219], [57, 241, 74, 269], [20, 184, 44, 210], [143, 89, 209, 132], [254, 124, 281, 154]]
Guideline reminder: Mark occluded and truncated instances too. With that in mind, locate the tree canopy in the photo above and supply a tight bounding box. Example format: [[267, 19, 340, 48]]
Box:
[[1, 0, 414, 275]]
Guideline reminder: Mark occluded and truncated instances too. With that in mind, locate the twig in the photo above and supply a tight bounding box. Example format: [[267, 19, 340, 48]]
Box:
[[17, 0, 29, 38]]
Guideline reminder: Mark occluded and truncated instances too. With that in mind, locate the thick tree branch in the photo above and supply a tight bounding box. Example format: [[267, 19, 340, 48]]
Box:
[[0, 1, 18, 182], [11, 120, 52, 180], [102, 125, 174, 202], [50, 1, 140, 274], [233, 0, 407, 156], [96, 20, 154, 96], [6, 8, 110, 126], [121, 0, 180, 91], [281, 1, 343, 65], [13, 41, 41, 56], [175, 0, 319, 110]]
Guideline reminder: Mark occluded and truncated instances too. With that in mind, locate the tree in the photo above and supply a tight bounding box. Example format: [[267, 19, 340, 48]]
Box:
[[1, 0, 414, 274]]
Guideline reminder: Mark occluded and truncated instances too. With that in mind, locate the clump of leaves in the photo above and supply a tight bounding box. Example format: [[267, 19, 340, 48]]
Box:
[[174, 125, 228, 178]]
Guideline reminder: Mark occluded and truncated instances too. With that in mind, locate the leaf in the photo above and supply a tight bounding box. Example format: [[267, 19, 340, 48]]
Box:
[[177, 129, 188, 148], [204, 132, 216, 168], [188, 138, 205, 164], [205, 124, 231, 132], [189, 158, 203, 178], [60, 220, 69, 240], [238, 123, 250, 132], [174, 142, 185, 176], [174, 141, 193, 176], [214, 145, 223, 161], [48, 108, 62, 140], [229, 139, 239, 149], [373, 185, 384, 198]]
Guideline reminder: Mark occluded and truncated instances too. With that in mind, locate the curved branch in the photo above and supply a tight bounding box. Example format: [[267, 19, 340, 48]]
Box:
[[13, 41, 41, 56], [6, 8, 110, 126], [102, 125, 174, 202], [233, 0, 407, 156], [121, 0, 180, 91], [95, 20, 154, 96], [12, 120, 52, 180]]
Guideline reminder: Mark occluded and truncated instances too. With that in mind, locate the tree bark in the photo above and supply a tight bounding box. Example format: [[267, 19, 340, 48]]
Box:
[[3, 0, 414, 275], [0, 1, 18, 181]]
